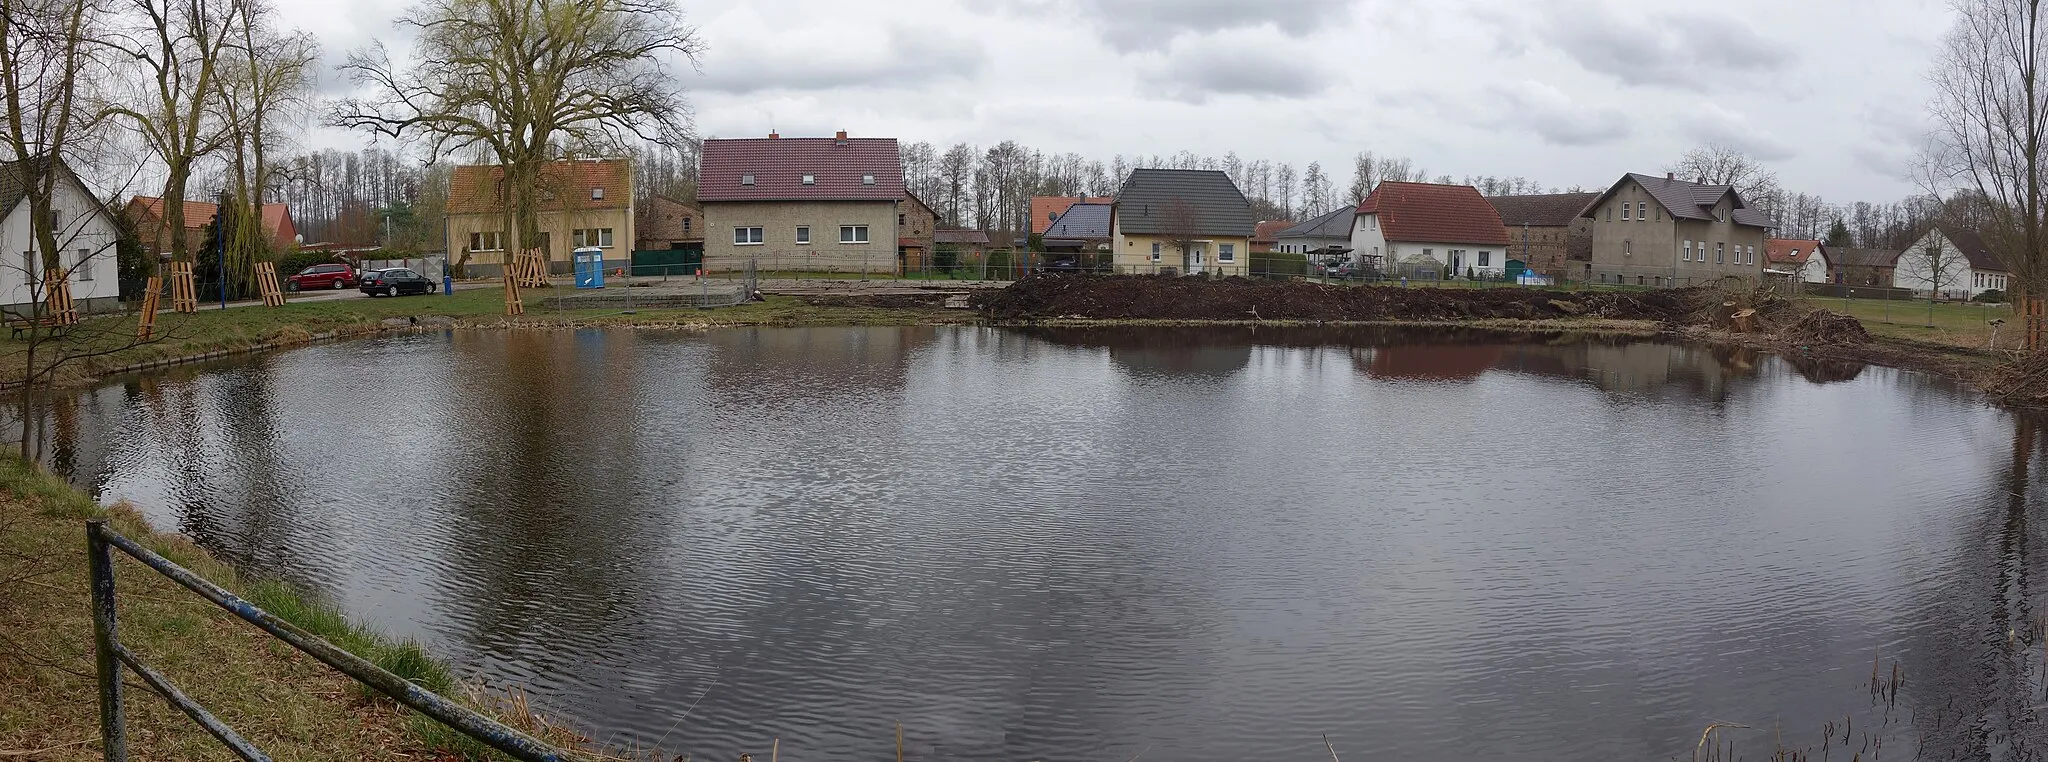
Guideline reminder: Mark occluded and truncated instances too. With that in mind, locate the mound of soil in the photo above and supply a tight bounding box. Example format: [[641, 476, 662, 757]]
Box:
[[797, 293, 954, 309], [971, 274, 1695, 324]]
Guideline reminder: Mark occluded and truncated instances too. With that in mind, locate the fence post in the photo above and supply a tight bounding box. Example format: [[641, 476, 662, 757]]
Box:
[[88, 519, 127, 762]]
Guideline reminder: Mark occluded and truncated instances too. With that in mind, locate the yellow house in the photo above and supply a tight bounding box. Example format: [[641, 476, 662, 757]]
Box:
[[444, 159, 634, 278], [1110, 168, 1255, 276]]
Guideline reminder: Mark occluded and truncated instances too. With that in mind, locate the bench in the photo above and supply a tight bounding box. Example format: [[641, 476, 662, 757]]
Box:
[[8, 317, 69, 339]]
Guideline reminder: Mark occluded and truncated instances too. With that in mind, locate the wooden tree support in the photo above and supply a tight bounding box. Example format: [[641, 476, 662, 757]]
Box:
[[2028, 297, 2046, 352], [45, 272, 78, 326], [136, 276, 162, 341], [254, 262, 286, 307], [168, 261, 198, 313], [502, 271, 524, 316], [514, 250, 548, 289]]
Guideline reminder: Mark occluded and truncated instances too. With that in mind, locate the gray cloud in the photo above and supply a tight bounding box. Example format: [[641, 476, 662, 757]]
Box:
[[1483, 84, 1631, 147], [1679, 106, 1795, 161], [1540, 3, 1793, 91], [1139, 45, 1332, 103], [1004, 0, 1354, 49], [696, 29, 984, 94]]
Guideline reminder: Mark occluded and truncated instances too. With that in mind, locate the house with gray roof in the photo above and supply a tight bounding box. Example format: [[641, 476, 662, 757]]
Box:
[[1896, 224, 2009, 298], [1042, 202, 1111, 253], [1579, 173, 1773, 287], [0, 157, 122, 313], [1275, 207, 1355, 257], [1111, 169, 1254, 276], [1488, 192, 1596, 277]]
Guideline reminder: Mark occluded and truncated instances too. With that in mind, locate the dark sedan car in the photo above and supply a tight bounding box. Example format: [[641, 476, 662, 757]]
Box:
[[360, 268, 435, 297]]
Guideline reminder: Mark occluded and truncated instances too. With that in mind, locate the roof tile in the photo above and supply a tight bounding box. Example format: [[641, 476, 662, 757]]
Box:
[[698, 137, 902, 203], [447, 159, 633, 215], [1356, 182, 1510, 246]]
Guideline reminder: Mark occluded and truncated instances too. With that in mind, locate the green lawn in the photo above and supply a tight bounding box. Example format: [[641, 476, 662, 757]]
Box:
[[1805, 296, 2016, 350]]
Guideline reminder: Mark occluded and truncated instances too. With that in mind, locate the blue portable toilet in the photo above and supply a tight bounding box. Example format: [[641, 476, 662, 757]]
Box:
[[573, 246, 605, 288]]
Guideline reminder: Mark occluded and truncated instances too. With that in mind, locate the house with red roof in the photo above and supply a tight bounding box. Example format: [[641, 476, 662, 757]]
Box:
[[698, 131, 909, 274], [1031, 196, 1114, 235], [444, 158, 634, 276], [1349, 182, 1511, 279], [1251, 220, 1292, 253], [126, 196, 298, 257], [1764, 238, 1828, 284]]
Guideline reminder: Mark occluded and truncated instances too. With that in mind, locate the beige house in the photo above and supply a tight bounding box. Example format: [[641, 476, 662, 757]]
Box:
[[1111, 168, 1255, 276], [698, 131, 908, 274], [1580, 173, 1772, 287], [444, 159, 635, 277]]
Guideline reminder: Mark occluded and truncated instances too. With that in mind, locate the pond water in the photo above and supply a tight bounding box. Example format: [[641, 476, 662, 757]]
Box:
[[37, 326, 2048, 761]]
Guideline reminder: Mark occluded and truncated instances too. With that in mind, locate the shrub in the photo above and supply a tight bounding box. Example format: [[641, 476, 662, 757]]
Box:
[[276, 250, 348, 277], [1252, 252, 1308, 278], [932, 246, 960, 272], [1975, 288, 2007, 303]]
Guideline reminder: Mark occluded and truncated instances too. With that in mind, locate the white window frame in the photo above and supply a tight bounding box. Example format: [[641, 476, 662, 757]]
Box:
[[1219, 243, 1235, 262], [1151, 242, 1161, 261], [795, 226, 810, 245], [1621, 204, 1631, 221], [1716, 242, 1725, 264], [470, 231, 504, 252], [1637, 201, 1647, 220], [802, 174, 815, 185], [734, 226, 763, 246], [591, 187, 604, 200], [862, 174, 875, 185], [741, 174, 755, 186], [1479, 250, 1491, 267], [74, 248, 92, 280], [1683, 240, 1692, 262], [840, 225, 869, 244]]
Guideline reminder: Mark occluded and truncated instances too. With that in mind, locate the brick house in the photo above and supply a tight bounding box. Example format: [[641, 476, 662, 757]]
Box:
[[126, 197, 297, 256], [1486, 192, 1595, 277], [698, 131, 908, 274], [899, 192, 937, 272], [1827, 248, 1902, 287], [444, 158, 635, 277], [635, 194, 702, 251]]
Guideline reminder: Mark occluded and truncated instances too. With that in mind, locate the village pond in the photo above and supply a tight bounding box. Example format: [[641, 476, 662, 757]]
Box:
[[34, 325, 2048, 760]]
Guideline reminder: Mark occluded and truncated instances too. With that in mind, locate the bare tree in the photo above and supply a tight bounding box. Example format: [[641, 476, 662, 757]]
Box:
[[1932, 0, 2048, 326], [333, 0, 705, 267], [1666, 143, 1782, 208], [1300, 161, 1331, 219], [939, 142, 973, 227], [105, 0, 240, 263], [1275, 162, 1297, 219], [213, 0, 314, 294], [1161, 197, 1201, 275], [1348, 151, 1376, 205]]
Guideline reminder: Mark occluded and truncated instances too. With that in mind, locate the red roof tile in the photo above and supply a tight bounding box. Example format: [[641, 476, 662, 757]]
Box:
[[1766, 238, 1820, 265], [1031, 196, 1116, 234], [1356, 182, 1510, 246], [128, 196, 297, 250], [1253, 220, 1294, 243], [699, 136, 903, 203], [447, 159, 632, 215]]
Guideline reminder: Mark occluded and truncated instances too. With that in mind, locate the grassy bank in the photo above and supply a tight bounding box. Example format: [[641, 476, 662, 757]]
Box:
[[0, 458, 601, 760], [1805, 295, 2016, 350], [0, 288, 971, 391]]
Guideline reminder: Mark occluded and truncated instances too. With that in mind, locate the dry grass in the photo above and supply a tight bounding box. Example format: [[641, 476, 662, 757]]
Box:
[[1805, 296, 2019, 350], [0, 458, 624, 761]]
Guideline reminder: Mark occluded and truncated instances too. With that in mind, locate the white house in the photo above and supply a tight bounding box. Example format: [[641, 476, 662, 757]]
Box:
[[0, 158, 122, 314], [1275, 206, 1355, 256], [1765, 239, 1829, 284], [1349, 181, 1511, 278], [1895, 224, 2009, 299]]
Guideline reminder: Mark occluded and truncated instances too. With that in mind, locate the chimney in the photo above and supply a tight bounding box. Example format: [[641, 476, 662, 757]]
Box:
[[768, 131, 779, 139], [1666, 172, 1674, 181], [835, 130, 849, 146]]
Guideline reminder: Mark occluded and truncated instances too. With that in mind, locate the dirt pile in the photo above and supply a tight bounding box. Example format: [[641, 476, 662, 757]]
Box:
[[1782, 309, 1870, 345], [971, 275, 1695, 323]]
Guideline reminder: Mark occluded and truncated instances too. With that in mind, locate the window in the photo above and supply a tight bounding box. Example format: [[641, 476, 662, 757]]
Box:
[[1478, 251, 1491, 266], [795, 226, 810, 245], [1151, 242, 1162, 261], [1748, 246, 1756, 265], [741, 174, 755, 186], [572, 228, 615, 248], [1716, 242, 1725, 264], [591, 187, 604, 200], [734, 226, 763, 245], [1637, 201, 1647, 220], [898, 213, 906, 226], [1219, 243, 1235, 262], [1683, 240, 1692, 261], [468, 231, 504, 251], [1621, 204, 1630, 221], [1606, 206, 1613, 221], [19, 251, 32, 286], [840, 225, 869, 244], [1370, 216, 1377, 230], [683, 218, 692, 234], [802, 174, 816, 185], [862, 174, 875, 185], [75, 248, 91, 280], [1656, 207, 1663, 222], [1623, 240, 1631, 257]]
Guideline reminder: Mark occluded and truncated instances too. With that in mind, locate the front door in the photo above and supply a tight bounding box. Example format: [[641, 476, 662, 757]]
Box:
[[1187, 244, 1206, 275]]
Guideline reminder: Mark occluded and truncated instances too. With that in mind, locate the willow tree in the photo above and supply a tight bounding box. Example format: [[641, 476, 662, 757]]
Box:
[[212, 0, 314, 296], [106, 0, 240, 263], [1932, 0, 2048, 340], [332, 0, 704, 268]]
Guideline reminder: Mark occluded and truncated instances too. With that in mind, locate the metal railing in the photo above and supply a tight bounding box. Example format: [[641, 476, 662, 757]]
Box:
[[85, 519, 572, 761]]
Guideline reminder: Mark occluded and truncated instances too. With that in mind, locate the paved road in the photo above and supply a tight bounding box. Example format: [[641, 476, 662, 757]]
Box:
[[198, 280, 496, 311]]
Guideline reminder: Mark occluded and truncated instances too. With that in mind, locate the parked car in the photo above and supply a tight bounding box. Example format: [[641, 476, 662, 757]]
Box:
[[285, 263, 355, 292], [360, 268, 435, 297], [1038, 255, 1082, 274]]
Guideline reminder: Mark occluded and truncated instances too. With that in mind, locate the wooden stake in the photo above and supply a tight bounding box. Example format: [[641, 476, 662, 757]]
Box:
[[136, 276, 161, 340], [895, 722, 902, 762], [254, 261, 286, 307], [168, 261, 197, 313], [45, 270, 77, 326], [771, 737, 778, 762], [502, 270, 524, 316]]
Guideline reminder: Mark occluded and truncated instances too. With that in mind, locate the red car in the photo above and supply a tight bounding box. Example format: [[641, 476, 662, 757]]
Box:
[[285, 263, 357, 292]]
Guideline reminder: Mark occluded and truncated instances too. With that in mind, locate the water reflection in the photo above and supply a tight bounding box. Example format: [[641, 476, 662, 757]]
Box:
[[33, 325, 2048, 761]]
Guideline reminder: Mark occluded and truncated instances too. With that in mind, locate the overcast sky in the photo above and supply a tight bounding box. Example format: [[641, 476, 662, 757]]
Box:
[[281, 0, 1952, 203]]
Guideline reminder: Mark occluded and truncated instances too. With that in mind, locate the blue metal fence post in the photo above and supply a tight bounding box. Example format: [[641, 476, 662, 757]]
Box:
[[88, 519, 127, 761]]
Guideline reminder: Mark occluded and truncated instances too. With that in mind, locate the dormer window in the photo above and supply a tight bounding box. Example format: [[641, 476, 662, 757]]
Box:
[[591, 187, 604, 200], [862, 174, 875, 185], [741, 174, 755, 186], [802, 174, 815, 185]]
